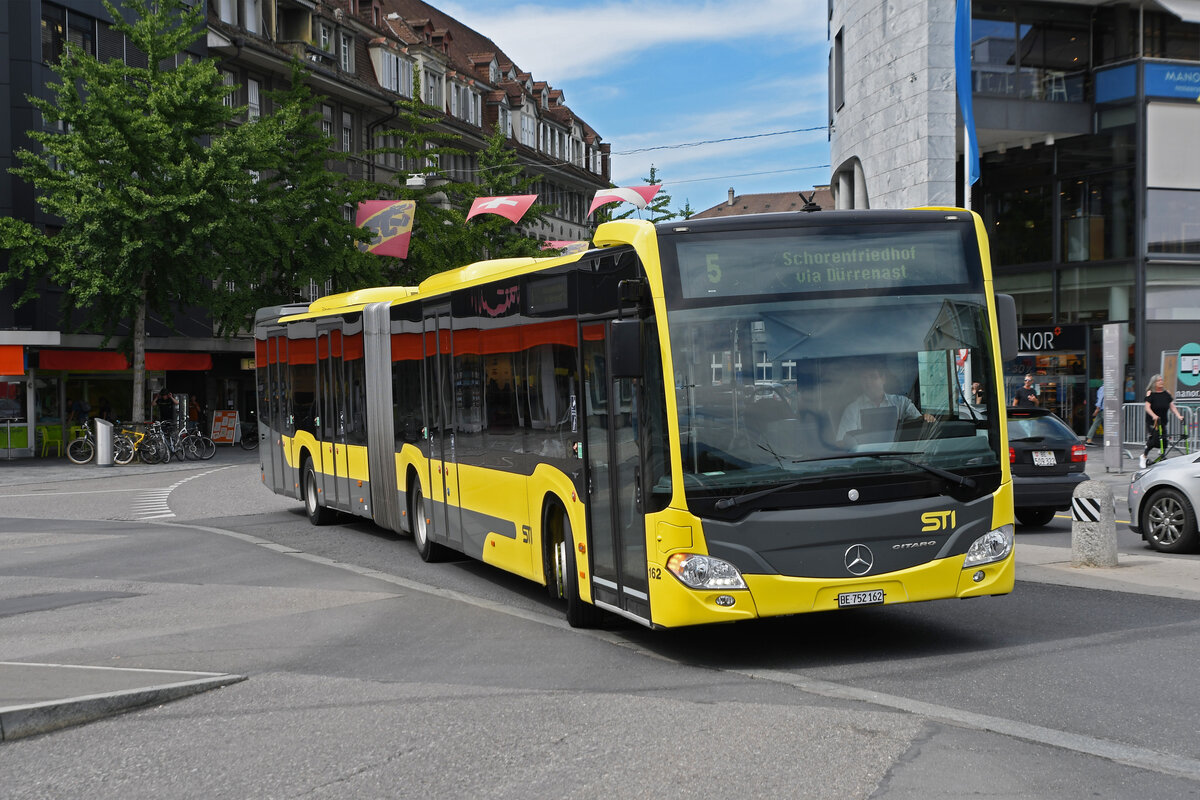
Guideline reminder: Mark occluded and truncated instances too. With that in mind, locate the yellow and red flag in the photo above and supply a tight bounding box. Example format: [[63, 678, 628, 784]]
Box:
[[466, 194, 538, 223], [356, 200, 416, 259]]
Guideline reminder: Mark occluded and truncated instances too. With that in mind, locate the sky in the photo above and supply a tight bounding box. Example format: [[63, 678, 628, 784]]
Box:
[[436, 0, 832, 215]]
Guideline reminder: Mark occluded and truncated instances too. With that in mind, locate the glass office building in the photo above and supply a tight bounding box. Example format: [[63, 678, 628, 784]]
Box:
[[829, 0, 1200, 433]]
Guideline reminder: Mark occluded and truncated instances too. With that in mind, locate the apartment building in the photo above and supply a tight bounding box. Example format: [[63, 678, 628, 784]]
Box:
[[828, 0, 1200, 434], [0, 0, 610, 456]]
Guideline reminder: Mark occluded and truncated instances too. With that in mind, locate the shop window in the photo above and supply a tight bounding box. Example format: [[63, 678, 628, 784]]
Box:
[[1143, 11, 1200, 60], [1146, 265, 1200, 321], [1147, 189, 1200, 256], [1057, 264, 1134, 323], [971, 2, 1088, 101], [1059, 170, 1134, 263], [982, 183, 1052, 267], [995, 270, 1053, 326]]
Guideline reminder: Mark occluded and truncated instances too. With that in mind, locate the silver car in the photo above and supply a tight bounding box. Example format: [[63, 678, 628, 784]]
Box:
[[1128, 454, 1200, 553]]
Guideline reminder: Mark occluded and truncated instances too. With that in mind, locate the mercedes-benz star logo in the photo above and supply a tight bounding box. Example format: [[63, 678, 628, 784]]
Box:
[[845, 544, 874, 576]]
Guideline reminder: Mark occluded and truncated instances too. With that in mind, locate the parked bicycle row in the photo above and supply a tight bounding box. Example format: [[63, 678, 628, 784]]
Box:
[[67, 421, 220, 465]]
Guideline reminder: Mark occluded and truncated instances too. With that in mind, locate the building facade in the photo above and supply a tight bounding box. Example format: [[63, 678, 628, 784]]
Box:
[[829, 0, 1200, 434], [1, 0, 610, 457]]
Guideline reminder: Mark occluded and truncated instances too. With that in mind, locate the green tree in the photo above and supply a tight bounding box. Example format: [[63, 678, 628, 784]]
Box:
[[676, 200, 696, 219], [210, 60, 383, 334], [611, 165, 676, 224], [2, 0, 259, 421], [465, 124, 557, 259], [370, 75, 475, 283]]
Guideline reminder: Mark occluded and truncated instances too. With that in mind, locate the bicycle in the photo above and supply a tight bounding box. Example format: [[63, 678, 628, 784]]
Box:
[[176, 423, 216, 460], [66, 426, 96, 464], [1147, 422, 1191, 465], [239, 419, 259, 450], [114, 423, 165, 465]]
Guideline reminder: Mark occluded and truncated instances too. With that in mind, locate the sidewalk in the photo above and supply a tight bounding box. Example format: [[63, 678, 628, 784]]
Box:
[[0, 444, 261, 488], [1, 448, 1194, 742], [0, 663, 245, 741]]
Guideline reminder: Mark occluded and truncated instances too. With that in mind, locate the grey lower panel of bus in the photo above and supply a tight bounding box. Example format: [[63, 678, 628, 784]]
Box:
[[424, 496, 520, 560], [704, 493, 996, 579], [322, 474, 371, 519], [261, 424, 299, 501]]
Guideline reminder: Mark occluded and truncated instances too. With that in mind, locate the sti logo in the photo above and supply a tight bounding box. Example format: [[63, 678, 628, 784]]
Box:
[[921, 510, 957, 532]]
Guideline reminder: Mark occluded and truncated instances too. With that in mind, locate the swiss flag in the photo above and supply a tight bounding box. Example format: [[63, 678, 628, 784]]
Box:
[[467, 194, 538, 223], [356, 200, 416, 259], [587, 185, 662, 217]]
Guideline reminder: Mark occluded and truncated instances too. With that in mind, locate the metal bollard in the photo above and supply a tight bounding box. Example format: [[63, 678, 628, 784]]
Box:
[[1070, 480, 1117, 567], [94, 418, 114, 467]]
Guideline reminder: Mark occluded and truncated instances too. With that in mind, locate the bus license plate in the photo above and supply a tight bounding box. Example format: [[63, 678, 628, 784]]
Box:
[[837, 589, 885, 608], [1033, 451, 1056, 466]]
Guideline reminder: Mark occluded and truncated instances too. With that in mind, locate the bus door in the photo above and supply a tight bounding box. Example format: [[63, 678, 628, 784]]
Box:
[[423, 304, 463, 550], [581, 322, 650, 623], [316, 326, 348, 510]]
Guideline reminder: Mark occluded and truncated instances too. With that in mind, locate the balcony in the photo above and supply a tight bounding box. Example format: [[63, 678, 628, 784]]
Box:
[[973, 66, 1086, 103]]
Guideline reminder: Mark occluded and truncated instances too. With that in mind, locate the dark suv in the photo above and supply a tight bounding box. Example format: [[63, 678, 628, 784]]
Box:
[[1008, 407, 1088, 526]]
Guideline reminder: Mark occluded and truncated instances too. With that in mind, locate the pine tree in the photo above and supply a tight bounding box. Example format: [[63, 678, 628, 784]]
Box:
[[611, 165, 676, 224], [369, 73, 475, 283], [467, 124, 557, 259]]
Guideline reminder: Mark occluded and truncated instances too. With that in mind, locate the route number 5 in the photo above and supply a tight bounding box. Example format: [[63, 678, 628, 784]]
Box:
[[706, 253, 721, 283]]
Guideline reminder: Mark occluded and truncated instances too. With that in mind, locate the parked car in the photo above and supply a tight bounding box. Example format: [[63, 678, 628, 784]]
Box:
[[1128, 454, 1200, 553], [1008, 407, 1088, 526]]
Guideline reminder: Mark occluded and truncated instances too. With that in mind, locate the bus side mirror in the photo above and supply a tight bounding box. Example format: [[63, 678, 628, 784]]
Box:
[[610, 318, 643, 379], [996, 293, 1018, 363]]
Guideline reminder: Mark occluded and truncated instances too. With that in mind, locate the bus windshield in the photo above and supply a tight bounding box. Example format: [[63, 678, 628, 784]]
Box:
[[663, 292, 1002, 506]]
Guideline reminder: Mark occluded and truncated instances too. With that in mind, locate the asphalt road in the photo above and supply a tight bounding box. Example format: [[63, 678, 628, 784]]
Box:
[[1, 453, 1199, 798]]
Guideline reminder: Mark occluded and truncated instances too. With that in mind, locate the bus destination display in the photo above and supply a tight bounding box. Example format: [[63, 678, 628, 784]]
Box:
[[674, 229, 971, 299]]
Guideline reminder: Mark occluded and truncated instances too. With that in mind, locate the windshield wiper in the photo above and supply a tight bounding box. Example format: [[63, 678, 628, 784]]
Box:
[[714, 479, 812, 510], [791, 450, 977, 489]]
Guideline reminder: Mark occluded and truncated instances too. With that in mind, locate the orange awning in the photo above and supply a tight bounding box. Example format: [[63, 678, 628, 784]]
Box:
[[38, 350, 213, 371], [0, 345, 25, 375]]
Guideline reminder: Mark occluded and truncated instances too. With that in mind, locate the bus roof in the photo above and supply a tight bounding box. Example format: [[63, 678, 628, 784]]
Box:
[[278, 286, 419, 322], [417, 253, 585, 297]]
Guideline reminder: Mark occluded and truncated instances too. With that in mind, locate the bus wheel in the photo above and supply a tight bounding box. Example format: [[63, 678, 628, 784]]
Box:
[[303, 457, 333, 526], [411, 482, 447, 562], [545, 506, 603, 629]]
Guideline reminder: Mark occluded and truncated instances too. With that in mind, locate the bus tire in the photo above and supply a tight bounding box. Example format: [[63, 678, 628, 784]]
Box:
[[411, 481, 447, 562], [545, 504, 603, 629], [303, 456, 333, 526]]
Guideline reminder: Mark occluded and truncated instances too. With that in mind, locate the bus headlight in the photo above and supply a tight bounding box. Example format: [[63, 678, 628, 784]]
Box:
[[963, 525, 1014, 567], [666, 553, 747, 590]]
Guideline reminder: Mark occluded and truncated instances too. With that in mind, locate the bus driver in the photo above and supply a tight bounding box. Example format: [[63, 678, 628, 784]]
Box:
[[837, 366, 935, 443]]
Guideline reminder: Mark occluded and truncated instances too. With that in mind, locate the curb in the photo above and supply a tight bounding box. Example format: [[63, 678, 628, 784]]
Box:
[[0, 664, 246, 742]]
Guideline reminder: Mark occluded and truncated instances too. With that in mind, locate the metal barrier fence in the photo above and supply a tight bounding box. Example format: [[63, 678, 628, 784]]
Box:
[[1120, 402, 1200, 451]]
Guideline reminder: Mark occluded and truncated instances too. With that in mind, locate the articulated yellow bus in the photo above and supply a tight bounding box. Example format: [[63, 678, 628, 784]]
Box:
[[254, 209, 1018, 628]]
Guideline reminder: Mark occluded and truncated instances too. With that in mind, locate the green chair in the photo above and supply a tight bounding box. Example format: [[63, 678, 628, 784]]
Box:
[[40, 426, 63, 457]]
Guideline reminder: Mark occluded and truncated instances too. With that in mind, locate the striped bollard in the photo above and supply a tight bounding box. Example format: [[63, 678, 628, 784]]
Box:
[[1070, 480, 1117, 568]]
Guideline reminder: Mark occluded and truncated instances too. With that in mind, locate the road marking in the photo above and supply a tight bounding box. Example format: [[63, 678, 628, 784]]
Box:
[[165, 513, 1200, 782], [736, 668, 1200, 782], [128, 467, 234, 521]]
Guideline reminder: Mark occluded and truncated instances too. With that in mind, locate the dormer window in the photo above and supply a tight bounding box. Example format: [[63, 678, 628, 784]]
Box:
[[340, 32, 354, 72]]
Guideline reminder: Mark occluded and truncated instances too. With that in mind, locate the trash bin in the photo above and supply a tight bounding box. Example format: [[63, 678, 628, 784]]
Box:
[[94, 418, 114, 467]]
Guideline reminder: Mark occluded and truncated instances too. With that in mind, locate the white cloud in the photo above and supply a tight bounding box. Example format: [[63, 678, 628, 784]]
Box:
[[437, 0, 827, 81]]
